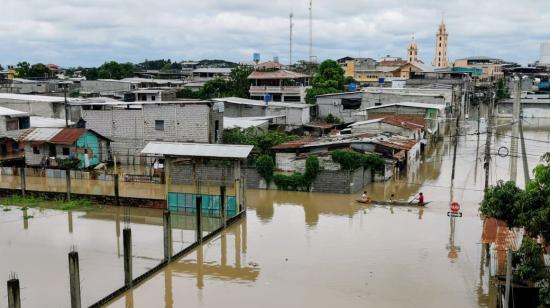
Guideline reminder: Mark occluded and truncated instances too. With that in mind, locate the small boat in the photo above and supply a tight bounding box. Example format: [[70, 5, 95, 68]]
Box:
[[356, 200, 430, 206]]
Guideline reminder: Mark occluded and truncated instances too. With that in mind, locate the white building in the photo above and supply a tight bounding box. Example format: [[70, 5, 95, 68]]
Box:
[[541, 42, 550, 65]]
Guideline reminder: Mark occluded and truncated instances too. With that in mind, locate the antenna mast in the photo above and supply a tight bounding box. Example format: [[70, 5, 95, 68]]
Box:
[[289, 13, 294, 66], [309, 0, 313, 63]]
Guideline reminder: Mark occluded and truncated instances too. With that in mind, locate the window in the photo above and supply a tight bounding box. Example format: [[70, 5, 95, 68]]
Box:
[[62, 147, 70, 155], [33, 146, 40, 154], [151, 96, 156, 101], [155, 120, 165, 131], [342, 98, 362, 110]]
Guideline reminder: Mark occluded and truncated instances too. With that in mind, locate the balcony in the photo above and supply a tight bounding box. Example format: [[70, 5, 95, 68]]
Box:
[[249, 86, 306, 95]]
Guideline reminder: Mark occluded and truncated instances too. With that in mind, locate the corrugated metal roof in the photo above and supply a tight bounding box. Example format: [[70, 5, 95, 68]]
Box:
[[141, 142, 253, 159], [213, 97, 310, 109], [20, 128, 63, 142], [0, 106, 28, 117], [49, 128, 87, 145], [248, 70, 310, 80], [364, 102, 446, 111]]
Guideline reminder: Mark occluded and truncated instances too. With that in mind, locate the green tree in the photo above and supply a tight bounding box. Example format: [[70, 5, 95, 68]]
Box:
[[255, 155, 275, 185], [305, 59, 345, 104], [479, 180, 523, 227], [496, 78, 509, 101], [81, 67, 99, 80], [28, 63, 51, 78], [200, 78, 232, 99], [97, 61, 135, 79], [15, 61, 31, 77], [229, 65, 253, 98]]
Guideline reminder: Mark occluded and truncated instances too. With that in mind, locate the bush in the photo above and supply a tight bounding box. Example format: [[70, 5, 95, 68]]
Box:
[[222, 128, 297, 162], [331, 149, 384, 172], [273, 173, 309, 191], [255, 155, 274, 185], [325, 113, 341, 124], [513, 237, 546, 283], [304, 156, 320, 181]]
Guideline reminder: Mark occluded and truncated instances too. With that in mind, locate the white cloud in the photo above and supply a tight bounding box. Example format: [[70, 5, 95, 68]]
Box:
[[0, 0, 548, 67]]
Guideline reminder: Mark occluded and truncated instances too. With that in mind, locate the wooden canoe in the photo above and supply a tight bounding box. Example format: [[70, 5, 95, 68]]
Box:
[[356, 200, 430, 206]]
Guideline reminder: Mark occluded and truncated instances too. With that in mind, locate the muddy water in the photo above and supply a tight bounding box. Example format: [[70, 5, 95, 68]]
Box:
[[102, 118, 549, 308], [1, 115, 548, 307], [0, 205, 221, 307]]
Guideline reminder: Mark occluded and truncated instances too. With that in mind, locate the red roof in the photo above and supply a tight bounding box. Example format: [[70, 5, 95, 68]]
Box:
[[380, 115, 425, 130], [272, 138, 314, 150], [378, 60, 408, 67], [49, 128, 87, 145], [255, 61, 283, 70]]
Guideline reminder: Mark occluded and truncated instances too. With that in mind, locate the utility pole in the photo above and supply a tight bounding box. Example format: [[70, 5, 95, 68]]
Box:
[[308, 0, 313, 63], [484, 90, 494, 193], [451, 96, 460, 182], [64, 83, 69, 128], [509, 77, 521, 183], [289, 13, 294, 66], [519, 116, 530, 189]]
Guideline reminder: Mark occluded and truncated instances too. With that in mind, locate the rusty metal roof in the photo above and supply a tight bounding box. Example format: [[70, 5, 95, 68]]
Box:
[[49, 128, 87, 145]]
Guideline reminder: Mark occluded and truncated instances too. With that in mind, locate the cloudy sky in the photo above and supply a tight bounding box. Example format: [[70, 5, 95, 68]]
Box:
[[0, 0, 548, 67]]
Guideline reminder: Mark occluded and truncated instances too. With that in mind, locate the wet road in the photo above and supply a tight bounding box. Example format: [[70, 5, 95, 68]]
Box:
[[1, 116, 549, 307]]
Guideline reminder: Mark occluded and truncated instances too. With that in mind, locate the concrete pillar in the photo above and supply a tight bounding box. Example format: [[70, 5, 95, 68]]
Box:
[[221, 234, 227, 267], [164, 268, 173, 308], [164, 157, 171, 203], [196, 245, 204, 289], [68, 211, 73, 233], [68, 251, 81, 308], [242, 218, 247, 254], [163, 210, 172, 261], [114, 174, 120, 207], [196, 196, 202, 243], [233, 160, 241, 213], [65, 169, 71, 201], [220, 185, 226, 227], [7, 277, 21, 308], [22, 208, 28, 230], [123, 228, 133, 286], [19, 167, 26, 197], [235, 224, 241, 269]]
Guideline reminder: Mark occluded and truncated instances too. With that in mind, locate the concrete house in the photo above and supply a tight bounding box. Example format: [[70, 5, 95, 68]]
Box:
[[213, 97, 311, 129], [0, 93, 71, 119], [0, 107, 30, 134], [248, 64, 311, 103], [20, 127, 111, 169], [72, 100, 224, 163], [316, 87, 450, 123], [348, 116, 425, 141]]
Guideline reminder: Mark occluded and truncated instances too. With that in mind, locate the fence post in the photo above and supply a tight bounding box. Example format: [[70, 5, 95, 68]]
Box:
[[19, 167, 26, 197], [114, 173, 120, 206], [220, 185, 226, 227], [65, 169, 71, 201], [7, 276, 21, 308], [123, 228, 133, 286], [196, 196, 202, 243], [68, 251, 81, 308], [163, 210, 172, 262]]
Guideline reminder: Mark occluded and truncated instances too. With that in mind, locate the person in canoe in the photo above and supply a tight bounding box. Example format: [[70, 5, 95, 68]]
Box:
[[415, 192, 425, 206], [360, 191, 372, 203]]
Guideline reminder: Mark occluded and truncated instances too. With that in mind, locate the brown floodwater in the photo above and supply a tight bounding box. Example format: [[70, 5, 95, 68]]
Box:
[[1, 115, 549, 308]]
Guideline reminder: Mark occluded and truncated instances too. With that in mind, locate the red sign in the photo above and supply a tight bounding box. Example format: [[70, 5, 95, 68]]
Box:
[[451, 202, 460, 213]]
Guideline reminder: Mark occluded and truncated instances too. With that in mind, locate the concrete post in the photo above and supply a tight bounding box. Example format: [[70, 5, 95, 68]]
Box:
[[68, 211, 73, 233], [234, 160, 241, 213], [68, 251, 81, 308], [22, 208, 29, 230], [123, 228, 133, 286], [221, 234, 227, 267], [65, 169, 71, 201], [7, 278, 21, 308], [235, 223, 241, 269], [220, 185, 226, 227], [19, 167, 26, 197], [196, 196, 202, 243], [114, 174, 120, 207], [163, 210, 172, 262]]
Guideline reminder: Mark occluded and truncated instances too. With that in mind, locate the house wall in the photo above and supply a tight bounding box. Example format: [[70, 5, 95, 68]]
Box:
[[80, 80, 135, 93], [75, 131, 102, 168], [24, 143, 47, 166], [223, 103, 266, 118], [81, 103, 219, 162], [0, 100, 64, 118], [317, 91, 445, 123]]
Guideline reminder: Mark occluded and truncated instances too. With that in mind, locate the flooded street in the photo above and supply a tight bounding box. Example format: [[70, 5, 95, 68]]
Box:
[[1, 116, 549, 307]]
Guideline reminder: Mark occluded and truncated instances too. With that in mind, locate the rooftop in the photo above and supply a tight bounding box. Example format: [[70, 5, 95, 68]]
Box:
[[248, 70, 310, 80], [192, 68, 232, 74], [20, 128, 63, 142], [0, 106, 28, 117], [223, 117, 269, 129], [213, 97, 311, 109], [349, 115, 425, 130], [0, 93, 69, 103], [30, 116, 74, 128], [361, 102, 446, 111], [141, 142, 254, 159]]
